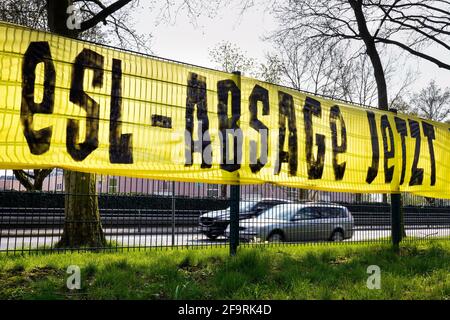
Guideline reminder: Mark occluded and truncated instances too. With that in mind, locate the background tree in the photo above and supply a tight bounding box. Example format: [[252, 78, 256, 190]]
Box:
[[12, 169, 53, 191], [389, 96, 414, 115], [46, 0, 141, 248], [411, 80, 450, 122], [258, 53, 284, 84], [2, 0, 221, 247], [410, 79, 450, 206], [209, 41, 257, 76], [0, 0, 147, 247], [1, 0, 150, 193], [265, 32, 415, 107], [262, 0, 450, 240]]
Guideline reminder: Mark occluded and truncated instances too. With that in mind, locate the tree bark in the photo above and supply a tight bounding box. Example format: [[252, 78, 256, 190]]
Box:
[[349, 0, 388, 111], [47, 0, 79, 38], [47, 0, 106, 248], [57, 171, 106, 247]]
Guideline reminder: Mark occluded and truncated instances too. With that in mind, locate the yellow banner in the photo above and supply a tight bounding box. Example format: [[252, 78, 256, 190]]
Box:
[[1, 22, 450, 198]]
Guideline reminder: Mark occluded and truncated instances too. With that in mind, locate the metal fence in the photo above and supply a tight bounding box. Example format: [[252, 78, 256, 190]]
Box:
[[1, 25, 450, 254], [1, 169, 450, 253]]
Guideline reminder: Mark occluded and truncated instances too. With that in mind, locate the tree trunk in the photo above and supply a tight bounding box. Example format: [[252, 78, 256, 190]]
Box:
[[47, 0, 79, 38], [57, 171, 105, 247], [349, 0, 388, 110], [299, 189, 308, 200], [47, 0, 106, 247], [221, 184, 227, 199], [350, 0, 405, 237]]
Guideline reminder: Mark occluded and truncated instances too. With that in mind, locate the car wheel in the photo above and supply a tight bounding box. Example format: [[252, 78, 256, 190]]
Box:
[[206, 233, 218, 240], [331, 230, 344, 242], [267, 232, 284, 243]]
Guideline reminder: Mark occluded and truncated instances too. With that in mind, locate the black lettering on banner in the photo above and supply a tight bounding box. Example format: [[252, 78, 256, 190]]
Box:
[[109, 59, 133, 164], [151, 115, 172, 129], [422, 122, 436, 186], [217, 79, 241, 172], [329, 105, 347, 180], [274, 91, 297, 176], [303, 97, 325, 180], [408, 119, 424, 186], [185, 72, 211, 168], [381, 115, 395, 183], [249, 84, 269, 173], [394, 117, 408, 185], [366, 111, 379, 184], [67, 48, 103, 161], [20, 41, 56, 155]]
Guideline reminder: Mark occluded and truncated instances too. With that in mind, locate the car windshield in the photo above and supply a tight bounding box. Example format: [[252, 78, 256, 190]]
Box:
[[256, 204, 299, 221]]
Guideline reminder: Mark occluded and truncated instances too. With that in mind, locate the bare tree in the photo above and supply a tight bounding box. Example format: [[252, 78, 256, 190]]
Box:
[[12, 169, 53, 191], [390, 96, 414, 115], [47, 0, 141, 248], [209, 41, 290, 85], [209, 41, 257, 75], [262, 0, 450, 238], [258, 53, 285, 84], [0, 0, 146, 247], [0, 0, 150, 50], [2, 0, 224, 247], [0, 0, 47, 30], [271, 0, 450, 109], [266, 34, 415, 108], [1, 0, 151, 193], [409, 79, 450, 206], [411, 80, 450, 122]]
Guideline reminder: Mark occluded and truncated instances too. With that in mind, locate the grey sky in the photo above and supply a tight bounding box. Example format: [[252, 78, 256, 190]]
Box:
[[134, 4, 276, 69], [132, 2, 449, 96]]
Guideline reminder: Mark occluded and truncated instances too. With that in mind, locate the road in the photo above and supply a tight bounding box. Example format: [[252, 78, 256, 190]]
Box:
[[1, 226, 449, 251]]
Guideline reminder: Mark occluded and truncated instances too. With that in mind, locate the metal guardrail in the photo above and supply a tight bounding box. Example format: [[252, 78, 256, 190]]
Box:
[[1, 207, 450, 229], [0, 207, 203, 228]]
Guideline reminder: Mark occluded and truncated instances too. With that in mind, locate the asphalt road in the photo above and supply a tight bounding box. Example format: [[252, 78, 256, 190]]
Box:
[[1, 227, 449, 251]]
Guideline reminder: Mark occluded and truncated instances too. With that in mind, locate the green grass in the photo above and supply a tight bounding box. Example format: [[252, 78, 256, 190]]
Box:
[[0, 240, 449, 299]]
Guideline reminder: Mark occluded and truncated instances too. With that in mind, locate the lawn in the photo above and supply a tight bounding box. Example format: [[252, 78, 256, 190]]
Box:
[[0, 241, 449, 300]]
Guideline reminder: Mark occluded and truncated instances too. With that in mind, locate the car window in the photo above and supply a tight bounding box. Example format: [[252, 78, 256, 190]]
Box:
[[253, 202, 273, 212], [251, 200, 287, 213], [257, 204, 296, 221], [239, 201, 257, 212], [293, 207, 321, 220], [320, 207, 347, 218]]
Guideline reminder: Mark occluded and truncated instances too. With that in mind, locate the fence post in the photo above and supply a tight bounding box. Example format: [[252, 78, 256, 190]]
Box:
[[230, 184, 240, 256], [171, 180, 175, 247], [391, 193, 402, 250], [229, 70, 241, 257], [389, 108, 403, 252]]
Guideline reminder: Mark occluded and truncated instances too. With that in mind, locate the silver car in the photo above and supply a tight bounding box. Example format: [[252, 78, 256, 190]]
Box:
[[224, 202, 354, 242], [198, 198, 292, 239]]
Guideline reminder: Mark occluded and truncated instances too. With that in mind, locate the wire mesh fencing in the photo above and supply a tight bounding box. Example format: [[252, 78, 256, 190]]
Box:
[[1, 170, 449, 253], [1, 22, 450, 254]]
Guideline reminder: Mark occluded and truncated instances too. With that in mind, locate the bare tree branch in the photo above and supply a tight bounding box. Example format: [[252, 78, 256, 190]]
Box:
[[78, 0, 132, 31], [374, 36, 450, 70]]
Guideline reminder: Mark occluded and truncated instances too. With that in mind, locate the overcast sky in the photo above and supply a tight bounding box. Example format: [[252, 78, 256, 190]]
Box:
[[134, 3, 276, 69], [132, 2, 449, 97]]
